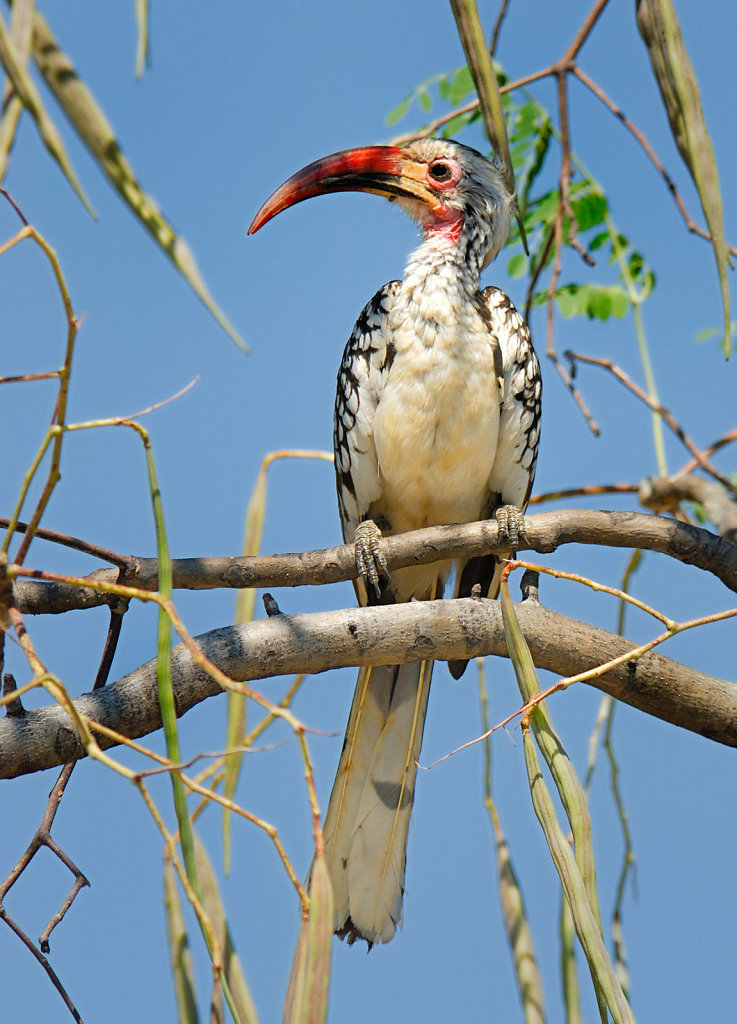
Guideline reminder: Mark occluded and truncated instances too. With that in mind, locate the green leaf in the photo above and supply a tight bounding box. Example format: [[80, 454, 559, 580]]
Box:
[[448, 64, 475, 105], [508, 141, 531, 167], [610, 290, 629, 319], [514, 100, 542, 138], [571, 190, 607, 233], [695, 327, 717, 343], [588, 230, 610, 252], [525, 228, 556, 276], [386, 95, 412, 126], [688, 500, 708, 525], [529, 290, 548, 309], [519, 119, 552, 211], [695, 322, 737, 349], [417, 86, 432, 113], [524, 189, 560, 231], [441, 108, 480, 138], [638, 268, 656, 301], [627, 250, 644, 278], [553, 284, 631, 322], [605, 233, 630, 264], [507, 253, 528, 279], [556, 284, 584, 318], [587, 288, 612, 321]]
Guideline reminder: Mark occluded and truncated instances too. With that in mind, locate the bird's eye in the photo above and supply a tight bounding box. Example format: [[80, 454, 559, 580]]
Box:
[[428, 162, 453, 183]]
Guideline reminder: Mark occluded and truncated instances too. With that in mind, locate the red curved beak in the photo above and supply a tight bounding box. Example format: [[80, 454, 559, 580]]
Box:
[[247, 145, 438, 234]]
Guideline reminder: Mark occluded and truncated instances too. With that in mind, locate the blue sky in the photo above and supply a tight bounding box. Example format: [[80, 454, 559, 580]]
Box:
[[1, 2, 735, 1022]]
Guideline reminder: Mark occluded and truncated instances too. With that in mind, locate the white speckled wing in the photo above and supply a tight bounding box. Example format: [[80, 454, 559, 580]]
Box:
[[333, 282, 401, 551], [482, 286, 541, 509]]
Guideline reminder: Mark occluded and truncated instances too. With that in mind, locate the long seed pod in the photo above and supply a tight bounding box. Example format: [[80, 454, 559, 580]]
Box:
[[636, 0, 732, 356]]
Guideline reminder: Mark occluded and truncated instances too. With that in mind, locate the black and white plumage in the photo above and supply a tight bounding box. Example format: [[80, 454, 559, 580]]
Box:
[[249, 138, 541, 946]]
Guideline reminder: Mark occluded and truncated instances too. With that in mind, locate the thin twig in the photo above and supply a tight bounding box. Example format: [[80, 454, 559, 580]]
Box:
[[546, 204, 601, 434], [0, 185, 29, 225], [566, 350, 737, 497], [0, 371, 61, 385], [572, 66, 737, 258], [38, 874, 89, 953], [423, 594, 735, 771], [388, 9, 611, 151], [8, 562, 311, 734], [1, 224, 79, 566], [122, 375, 199, 421], [555, 69, 593, 264], [678, 425, 737, 476], [0, 516, 129, 566], [389, 70, 550, 146], [391, 0, 611, 147], [0, 762, 87, 1020], [562, 0, 612, 63], [507, 556, 674, 626], [524, 220, 555, 323], [529, 483, 639, 505], [605, 210, 668, 474], [0, 909, 83, 1022], [488, 0, 510, 56], [92, 597, 131, 689], [0, 765, 83, 895]]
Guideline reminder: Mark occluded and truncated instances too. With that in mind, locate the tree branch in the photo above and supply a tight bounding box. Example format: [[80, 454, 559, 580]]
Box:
[[11, 510, 737, 617], [1, 591, 734, 779], [639, 476, 737, 544]]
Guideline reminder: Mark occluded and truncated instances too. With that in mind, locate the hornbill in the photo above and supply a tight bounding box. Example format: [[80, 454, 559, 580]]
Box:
[[248, 139, 541, 946]]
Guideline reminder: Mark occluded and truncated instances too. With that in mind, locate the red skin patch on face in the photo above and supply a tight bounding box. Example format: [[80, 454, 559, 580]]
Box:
[[425, 212, 463, 243]]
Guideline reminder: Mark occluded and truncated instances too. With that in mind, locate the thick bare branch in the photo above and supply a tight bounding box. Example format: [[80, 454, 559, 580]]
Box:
[[639, 476, 737, 544], [1, 593, 734, 779], [11, 510, 737, 617]]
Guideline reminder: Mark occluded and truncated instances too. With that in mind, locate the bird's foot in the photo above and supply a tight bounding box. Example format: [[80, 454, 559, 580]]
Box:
[[495, 505, 527, 550], [354, 519, 388, 599]]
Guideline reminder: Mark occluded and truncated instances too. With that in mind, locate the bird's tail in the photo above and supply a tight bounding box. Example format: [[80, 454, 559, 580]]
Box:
[[318, 658, 433, 945]]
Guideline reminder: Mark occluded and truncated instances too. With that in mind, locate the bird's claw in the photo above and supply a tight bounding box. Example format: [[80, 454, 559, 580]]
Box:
[[495, 505, 527, 550], [354, 520, 388, 598]]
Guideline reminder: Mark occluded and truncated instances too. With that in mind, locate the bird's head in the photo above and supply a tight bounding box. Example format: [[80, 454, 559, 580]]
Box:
[[248, 139, 513, 269]]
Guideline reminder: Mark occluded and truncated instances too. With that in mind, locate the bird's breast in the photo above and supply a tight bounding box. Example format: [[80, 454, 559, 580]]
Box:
[[372, 314, 501, 532]]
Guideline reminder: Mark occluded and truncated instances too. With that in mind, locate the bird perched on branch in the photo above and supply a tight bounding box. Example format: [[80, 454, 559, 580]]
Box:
[[248, 138, 541, 946]]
